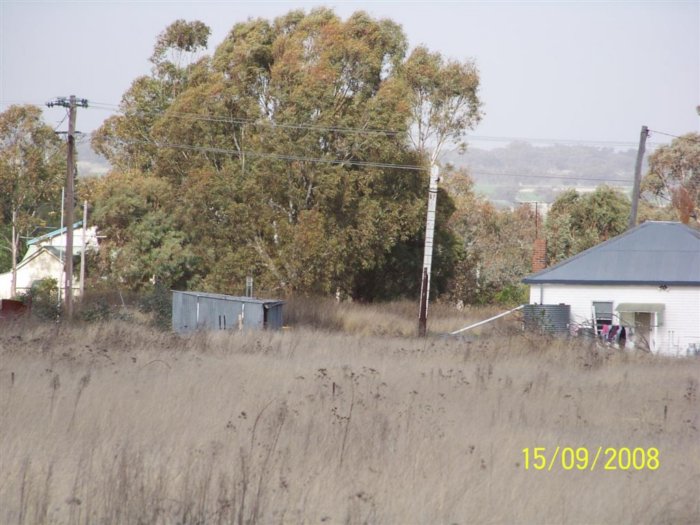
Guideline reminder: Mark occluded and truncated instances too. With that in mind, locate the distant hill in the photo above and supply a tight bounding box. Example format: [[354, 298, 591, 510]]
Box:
[[442, 142, 647, 206]]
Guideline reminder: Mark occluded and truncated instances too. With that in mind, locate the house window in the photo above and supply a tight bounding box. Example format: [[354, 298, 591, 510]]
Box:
[[592, 301, 613, 335]]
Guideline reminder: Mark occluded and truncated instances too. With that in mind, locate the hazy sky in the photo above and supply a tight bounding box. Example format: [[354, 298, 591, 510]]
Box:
[[1, 1, 698, 149]]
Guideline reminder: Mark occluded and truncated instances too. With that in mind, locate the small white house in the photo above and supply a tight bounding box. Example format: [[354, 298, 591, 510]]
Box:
[[0, 222, 98, 299], [523, 221, 700, 356]]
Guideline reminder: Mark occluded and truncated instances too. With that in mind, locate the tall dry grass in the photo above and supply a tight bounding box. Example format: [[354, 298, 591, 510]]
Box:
[[283, 296, 510, 336], [1, 318, 699, 524]]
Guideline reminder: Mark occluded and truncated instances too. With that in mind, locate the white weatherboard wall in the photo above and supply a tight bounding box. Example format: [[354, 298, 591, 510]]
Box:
[[0, 250, 63, 299], [529, 284, 700, 356]]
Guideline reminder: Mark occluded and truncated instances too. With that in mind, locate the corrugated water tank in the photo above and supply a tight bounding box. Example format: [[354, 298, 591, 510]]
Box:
[[523, 304, 571, 335]]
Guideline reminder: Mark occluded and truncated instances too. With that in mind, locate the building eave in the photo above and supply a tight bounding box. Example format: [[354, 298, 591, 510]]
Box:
[[522, 279, 700, 286]]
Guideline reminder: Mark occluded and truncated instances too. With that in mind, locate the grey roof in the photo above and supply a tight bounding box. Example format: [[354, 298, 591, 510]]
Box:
[[27, 221, 83, 245], [523, 221, 700, 286], [172, 290, 284, 306]]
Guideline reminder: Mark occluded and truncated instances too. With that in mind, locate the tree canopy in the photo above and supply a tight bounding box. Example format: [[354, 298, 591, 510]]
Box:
[[90, 9, 482, 300], [441, 167, 536, 305], [545, 186, 630, 264], [0, 105, 64, 295], [642, 133, 700, 223]]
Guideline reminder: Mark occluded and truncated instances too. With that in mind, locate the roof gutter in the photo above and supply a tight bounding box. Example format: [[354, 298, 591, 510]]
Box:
[[522, 279, 700, 286]]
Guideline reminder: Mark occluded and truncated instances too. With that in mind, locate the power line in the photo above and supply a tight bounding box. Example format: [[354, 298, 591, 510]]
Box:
[[103, 135, 634, 183], [648, 129, 680, 139], [87, 101, 662, 147], [2, 97, 689, 149], [468, 170, 631, 184], [87, 102, 642, 183], [106, 136, 427, 171], [465, 134, 646, 148], [87, 102, 404, 136], [648, 129, 700, 141], [0, 99, 48, 106], [53, 109, 69, 132], [4, 97, 678, 148]]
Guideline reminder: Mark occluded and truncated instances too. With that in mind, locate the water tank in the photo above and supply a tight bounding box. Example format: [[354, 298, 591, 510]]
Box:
[[523, 304, 571, 335]]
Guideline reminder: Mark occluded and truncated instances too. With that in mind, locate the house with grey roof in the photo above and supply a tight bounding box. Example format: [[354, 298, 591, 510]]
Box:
[[523, 221, 700, 356], [0, 222, 98, 299]]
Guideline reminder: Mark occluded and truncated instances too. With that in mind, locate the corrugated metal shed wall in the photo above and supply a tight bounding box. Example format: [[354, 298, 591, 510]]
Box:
[[172, 291, 284, 333], [264, 302, 284, 330], [172, 292, 197, 332]]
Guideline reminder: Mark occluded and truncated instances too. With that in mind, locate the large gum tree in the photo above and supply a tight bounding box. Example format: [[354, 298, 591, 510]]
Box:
[[92, 9, 482, 299], [0, 105, 64, 297]]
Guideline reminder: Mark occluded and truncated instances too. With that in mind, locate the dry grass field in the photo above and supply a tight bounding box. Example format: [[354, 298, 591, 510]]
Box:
[[1, 303, 699, 524]]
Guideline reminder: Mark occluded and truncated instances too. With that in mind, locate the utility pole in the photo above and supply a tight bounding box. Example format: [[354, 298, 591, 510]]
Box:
[[628, 125, 649, 230], [80, 200, 88, 298], [10, 210, 17, 298], [418, 164, 440, 337], [58, 187, 64, 310], [47, 96, 88, 319]]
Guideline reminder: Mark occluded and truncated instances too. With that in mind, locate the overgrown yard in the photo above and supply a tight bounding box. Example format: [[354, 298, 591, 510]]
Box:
[[1, 316, 698, 524]]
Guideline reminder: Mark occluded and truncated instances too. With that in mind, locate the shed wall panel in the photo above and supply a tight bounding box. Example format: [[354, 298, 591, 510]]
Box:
[[172, 292, 198, 333], [265, 304, 284, 329], [242, 303, 265, 328], [172, 291, 283, 333]]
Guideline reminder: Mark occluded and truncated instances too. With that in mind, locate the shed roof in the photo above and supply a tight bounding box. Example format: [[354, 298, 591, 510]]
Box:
[[27, 221, 83, 246], [523, 221, 700, 286], [172, 290, 284, 307]]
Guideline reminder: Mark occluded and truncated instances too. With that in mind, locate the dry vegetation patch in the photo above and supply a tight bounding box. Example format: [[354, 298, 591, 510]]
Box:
[[1, 320, 698, 524]]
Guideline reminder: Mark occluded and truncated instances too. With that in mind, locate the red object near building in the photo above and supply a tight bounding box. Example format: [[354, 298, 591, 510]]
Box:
[[0, 299, 29, 320]]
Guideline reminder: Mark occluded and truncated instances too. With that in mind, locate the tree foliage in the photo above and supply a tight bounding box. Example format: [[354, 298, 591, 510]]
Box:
[[89, 171, 195, 290], [642, 133, 700, 223], [403, 47, 482, 162], [0, 105, 64, 294], [91, 10, 482, 300], [545, 186, 630, 264], [442, 167, 536, 304]]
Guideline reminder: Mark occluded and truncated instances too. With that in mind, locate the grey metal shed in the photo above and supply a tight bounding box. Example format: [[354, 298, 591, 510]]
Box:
[[172, 291, 284, 333]]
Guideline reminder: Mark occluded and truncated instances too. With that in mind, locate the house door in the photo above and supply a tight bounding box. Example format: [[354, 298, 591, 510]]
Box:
[[635, 312, 652, 352], [593, 301, 613, 335]]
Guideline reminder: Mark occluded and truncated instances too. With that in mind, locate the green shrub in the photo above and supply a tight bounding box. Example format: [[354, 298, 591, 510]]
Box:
[[493, 283, 529, 306], [138, 284, 172, 329], [22, 278, 60, 321]]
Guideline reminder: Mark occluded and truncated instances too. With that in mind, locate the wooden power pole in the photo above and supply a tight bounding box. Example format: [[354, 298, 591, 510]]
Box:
[[418, 164, 440, 336], [47, 96, 88, 319], [64, 96, 76, 319], [628, 125, 649, 230], [80, 200, 88, 298]]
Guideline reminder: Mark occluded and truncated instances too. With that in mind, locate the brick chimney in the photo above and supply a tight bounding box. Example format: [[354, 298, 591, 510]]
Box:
[[532, 238, 547, 273]]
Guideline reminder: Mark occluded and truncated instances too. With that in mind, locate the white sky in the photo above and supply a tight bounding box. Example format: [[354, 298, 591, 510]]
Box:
[[1, 1, 698, 149]]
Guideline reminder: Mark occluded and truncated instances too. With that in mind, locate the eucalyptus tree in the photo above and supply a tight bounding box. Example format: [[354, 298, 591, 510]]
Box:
[[401, 45, 482, 165], [0, 105, 64, 297], [545, 186, 630, 264], [92, 9, 482, 299], [642, 132, 700, 223]]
